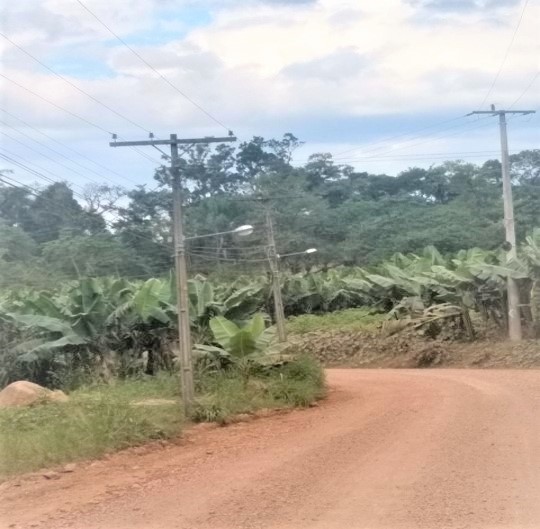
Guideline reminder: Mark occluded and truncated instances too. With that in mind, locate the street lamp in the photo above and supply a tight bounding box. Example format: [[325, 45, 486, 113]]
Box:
[[185, 224, 254, 241], [277, 248, 318, 258]]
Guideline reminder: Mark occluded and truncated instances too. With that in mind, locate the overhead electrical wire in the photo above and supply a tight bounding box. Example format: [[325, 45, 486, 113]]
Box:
[[0, 107, 141, 186], [0, 32, 151, 134], [188, 250, 268, 264], [0, 73, 162, 167], [0, 148, 90, 198], [328, 116, 497, 164], [0, 119, 107, 185], [330, 115, 469, 159], [479, 0, 531, 108], [509, 71, 540, 108], [74, 0, 233, 135], [0, 129, 102, 187], [327, 150, 522, 164], [0, 152, 77, 192], [330, 117, 493, 162], [326, 149, 503, 162]]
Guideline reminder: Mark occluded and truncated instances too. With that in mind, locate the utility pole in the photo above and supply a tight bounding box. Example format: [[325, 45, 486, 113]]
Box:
[[264, 205, 287, 342], [110, 133, 236, 414], [467, 106, 535, 341]]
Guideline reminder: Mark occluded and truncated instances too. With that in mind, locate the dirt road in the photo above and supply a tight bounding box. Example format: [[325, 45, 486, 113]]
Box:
[[2, 369, 540, 529]]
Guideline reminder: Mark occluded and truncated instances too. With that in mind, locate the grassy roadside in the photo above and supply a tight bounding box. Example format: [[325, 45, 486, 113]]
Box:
[[0, 357, 325, 479], [287, 308, 384, 335]]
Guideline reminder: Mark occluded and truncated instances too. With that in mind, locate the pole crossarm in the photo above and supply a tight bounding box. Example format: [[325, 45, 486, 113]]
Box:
[[110, 136, 237, 147], [466, 110, 535, 116]]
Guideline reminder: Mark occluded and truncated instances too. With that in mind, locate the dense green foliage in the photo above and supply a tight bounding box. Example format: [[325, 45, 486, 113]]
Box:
[[1, 140, 539, 286], [1, 231, 539, 388], [1, 136, 539, 388]]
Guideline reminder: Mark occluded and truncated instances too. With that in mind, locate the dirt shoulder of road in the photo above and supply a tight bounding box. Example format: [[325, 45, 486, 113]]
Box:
[[2, 370, 540, 529], [0, 393, 336, 528], [290, 329, 540, 369]]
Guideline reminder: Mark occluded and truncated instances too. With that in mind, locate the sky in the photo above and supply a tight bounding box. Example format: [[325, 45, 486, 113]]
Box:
[[0, 0, 539, 192]]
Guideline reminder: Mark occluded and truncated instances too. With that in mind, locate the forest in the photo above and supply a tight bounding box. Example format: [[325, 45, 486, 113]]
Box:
[[1, 135, 539, 287]]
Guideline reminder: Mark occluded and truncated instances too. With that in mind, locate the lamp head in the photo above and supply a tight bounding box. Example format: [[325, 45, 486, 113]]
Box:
[[234, 224, 254, 237]]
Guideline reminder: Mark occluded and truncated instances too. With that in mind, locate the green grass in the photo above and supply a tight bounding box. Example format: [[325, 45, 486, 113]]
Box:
[[193, 356, 326, 423], [0, 375, 183, 478], [287, 308, 384, 335], [0, 358, 325, 478]]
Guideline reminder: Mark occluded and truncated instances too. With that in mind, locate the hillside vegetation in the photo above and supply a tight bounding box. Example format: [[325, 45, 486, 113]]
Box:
[[1, 141, 539, 287]]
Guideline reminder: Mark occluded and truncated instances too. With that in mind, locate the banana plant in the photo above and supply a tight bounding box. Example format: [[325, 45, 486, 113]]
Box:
[[208, 313, 277, 357], [193, 313, 287, 379]]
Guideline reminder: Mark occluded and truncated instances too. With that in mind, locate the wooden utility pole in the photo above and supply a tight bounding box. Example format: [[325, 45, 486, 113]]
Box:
[[110, 133, 236, 414], [264, 206, 287, 342], [467, 106, 535, 341]]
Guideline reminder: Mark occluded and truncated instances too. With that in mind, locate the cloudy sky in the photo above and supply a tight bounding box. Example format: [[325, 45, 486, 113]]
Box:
[[0, 0, 538, 190]]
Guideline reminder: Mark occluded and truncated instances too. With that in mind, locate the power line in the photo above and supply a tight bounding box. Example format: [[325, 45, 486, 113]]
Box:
[[328, 150, 524, 164], [0, 32, 151, 134], [0, 151, 87, 198], [0, 107, 142, 186], [0, 73, 110, 134], [0, 73, 163, 167], [188, 250, 268, 263], [329, 116, 496, 164], [509, 71, 540, 108], [0, 129, 102, 187], [0, 147, 91, 198], [331, 115, 468, 158], [328, 149, 503, 161], [74, 0, 233, 135], [479, 0, 531, 108], [0, 118, 105, 185], [297, 116, 489, 164]]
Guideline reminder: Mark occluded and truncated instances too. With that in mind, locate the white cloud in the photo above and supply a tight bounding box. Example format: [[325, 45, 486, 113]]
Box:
[[0, 0, 538, 187]]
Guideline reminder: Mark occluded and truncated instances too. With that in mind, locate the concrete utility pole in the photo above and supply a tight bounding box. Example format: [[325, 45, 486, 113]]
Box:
[[110, 133, 236, 415], [264, 205, 287, 342], [467, 106, 535, 341]]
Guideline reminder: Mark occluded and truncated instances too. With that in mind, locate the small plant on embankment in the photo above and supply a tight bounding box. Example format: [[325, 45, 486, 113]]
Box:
[[191, 314, 326, 422]]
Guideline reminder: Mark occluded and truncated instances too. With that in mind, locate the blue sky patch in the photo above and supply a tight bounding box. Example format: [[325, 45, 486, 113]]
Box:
[[113, 6, 212, 47], [46, 55, 115, 80]]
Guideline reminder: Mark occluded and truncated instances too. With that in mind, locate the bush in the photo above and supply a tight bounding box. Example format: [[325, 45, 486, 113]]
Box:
[[191, 355, 325, 422]]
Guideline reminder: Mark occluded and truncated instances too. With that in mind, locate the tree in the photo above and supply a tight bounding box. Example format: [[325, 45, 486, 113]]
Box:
[[82, 184, 125, 216], [0, 222, 37, 262], [21, 182, 104, 243], [511, 150, 540, 186], [41, 234, 150, 278], [114, 186, 172, 274], [0, 181, 32, 228]]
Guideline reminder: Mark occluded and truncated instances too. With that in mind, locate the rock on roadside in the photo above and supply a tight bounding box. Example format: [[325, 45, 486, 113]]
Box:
[[0, 381, 69, 408]]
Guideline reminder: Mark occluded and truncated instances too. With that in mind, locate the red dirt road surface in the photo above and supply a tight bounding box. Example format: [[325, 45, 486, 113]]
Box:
[[2, 369, 540, 529]]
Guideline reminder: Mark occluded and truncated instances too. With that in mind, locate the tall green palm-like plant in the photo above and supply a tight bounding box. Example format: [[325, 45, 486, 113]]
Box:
[[194, 313, 284, 382]]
